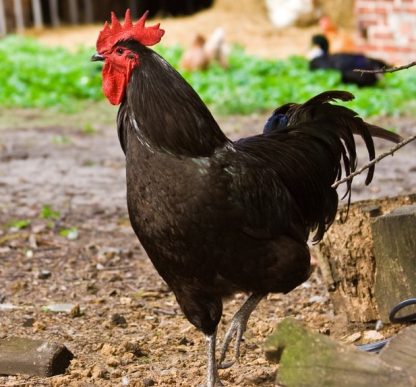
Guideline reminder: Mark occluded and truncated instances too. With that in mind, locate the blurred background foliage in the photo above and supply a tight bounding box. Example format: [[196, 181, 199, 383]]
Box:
[[1, 36, 416, 117]]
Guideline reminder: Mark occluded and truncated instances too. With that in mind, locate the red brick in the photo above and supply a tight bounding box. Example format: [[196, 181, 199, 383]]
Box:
[[393, 6, 416, 13]]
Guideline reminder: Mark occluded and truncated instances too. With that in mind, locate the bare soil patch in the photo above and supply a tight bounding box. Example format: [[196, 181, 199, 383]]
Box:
[[0, 104, 415, 386]]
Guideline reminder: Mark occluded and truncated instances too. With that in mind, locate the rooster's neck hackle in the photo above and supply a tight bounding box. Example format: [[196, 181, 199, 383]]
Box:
[[121, 43, 230, 157]]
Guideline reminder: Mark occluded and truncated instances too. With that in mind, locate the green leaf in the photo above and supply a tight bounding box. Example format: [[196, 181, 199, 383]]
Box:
[[8, 219, 31, 229], [59, 227, 78, 240], [40, 205, 61, 220]]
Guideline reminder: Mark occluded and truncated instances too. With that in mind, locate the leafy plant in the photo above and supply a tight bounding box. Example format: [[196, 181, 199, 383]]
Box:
[[51, 135, 72, 145], [59, 227, 79, 240], [40, 204, 61, 220], [82, 123, 98, 135], [8, 219, 31, 230], [1, 36, 416, 117]]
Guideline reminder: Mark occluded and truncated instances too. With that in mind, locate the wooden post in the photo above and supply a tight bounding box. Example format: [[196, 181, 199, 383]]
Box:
[[13, 0, 24, 32], [68, 0, 79, 25], [83, 0, 93, 23], [316, 194, 416, 323], [49, 0, 60, 27], [372, 205, 416, 322], [0, 337, 73, 377], [31, 0, 43, 29], [380, 325, 416, 380], [0, 0, 6, 35]]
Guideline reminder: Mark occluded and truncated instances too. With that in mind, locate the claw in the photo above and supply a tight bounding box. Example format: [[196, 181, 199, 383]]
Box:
[[217, 294, 263, 369]]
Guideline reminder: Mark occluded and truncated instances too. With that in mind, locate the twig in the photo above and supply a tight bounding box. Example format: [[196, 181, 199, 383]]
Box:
[[354, 61, 416, 74], [332, 134, 416, 188]]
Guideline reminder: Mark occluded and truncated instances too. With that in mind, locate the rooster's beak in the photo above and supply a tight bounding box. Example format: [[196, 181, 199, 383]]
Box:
[[91, 53, 104, 62]]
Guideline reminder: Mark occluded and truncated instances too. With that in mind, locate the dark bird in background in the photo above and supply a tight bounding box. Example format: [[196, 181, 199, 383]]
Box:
[[92, 11, 402, 386], [309, 34, 389, 87]]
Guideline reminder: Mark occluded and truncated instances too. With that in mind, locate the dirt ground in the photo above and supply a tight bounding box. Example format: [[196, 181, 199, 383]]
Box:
[[1, 3, 416, 386], [0, 103, 415, 387]]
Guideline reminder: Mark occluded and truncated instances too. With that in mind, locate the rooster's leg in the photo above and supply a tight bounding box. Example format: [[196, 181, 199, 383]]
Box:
[[218, 293, 263, 369], [205, 330, 223, 387]]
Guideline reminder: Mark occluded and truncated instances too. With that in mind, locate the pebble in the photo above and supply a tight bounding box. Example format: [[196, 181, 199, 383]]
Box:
[[308, 295, 326, 304], [143, 378, 155, 386], [120, 297, 132, 305], [67, 228, 79, 240], [178, 336, 193, 346], [100, 343, 117, 357], [37, 270, 52, 280], [33, 321, 46, 332], [22, 317, 35, 327], [42, 303, 84, 317], [0, 303, 19, 311], [123, 341, 146, 357], [106, 356, 120, 367], [69, 304, 83, 318], [91, 365, 108, 379], [111, 313, 127, 326], [344, 332, 362, 343], [363, 330, 384, 342]]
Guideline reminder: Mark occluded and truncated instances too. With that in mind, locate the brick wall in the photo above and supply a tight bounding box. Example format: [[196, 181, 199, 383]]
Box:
[[356, 0, 416, 64]]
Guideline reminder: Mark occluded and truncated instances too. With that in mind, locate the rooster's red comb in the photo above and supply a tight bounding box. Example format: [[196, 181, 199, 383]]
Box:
[[96, 9, 165, 53]]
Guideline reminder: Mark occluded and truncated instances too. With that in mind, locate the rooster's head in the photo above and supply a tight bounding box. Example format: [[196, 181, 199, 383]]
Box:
[[92, 10, 165, 105]]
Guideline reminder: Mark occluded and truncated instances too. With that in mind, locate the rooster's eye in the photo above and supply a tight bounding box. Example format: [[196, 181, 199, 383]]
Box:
[[116, 48, 124, 55]]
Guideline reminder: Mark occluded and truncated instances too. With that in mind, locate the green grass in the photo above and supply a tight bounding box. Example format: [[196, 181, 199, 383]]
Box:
[[1, 35, 416, 117]]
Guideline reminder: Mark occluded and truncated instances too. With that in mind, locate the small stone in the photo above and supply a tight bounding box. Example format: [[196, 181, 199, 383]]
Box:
[[111, 313, 127, 326], [91, 365, 108, 379], [43, 303, 74, 313], [37, 270, 52, 280], [120, 297, 132, 305], [363, 330, 384, 342], [96, 263, 105, 271], [69, 304, 83, 318], [343, 332, 362, 344], [111, 369, 122, 378], [33, 321, 46, 332], [106, 356, 120, 367], [123, 341, 146, 357], [0, 303, 19, 311], [178, 336, 193, 346], [22, 317, 35, 327], [67, 229, 79, 240], [101, 343, 117, 357], [82, 368, 92, 378], [142, 378, 155, 386], [308, 295, 325, 304]]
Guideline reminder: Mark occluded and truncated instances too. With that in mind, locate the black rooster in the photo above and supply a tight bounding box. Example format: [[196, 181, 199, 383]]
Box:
[[309, 34, 389, 87], [92, 11, 402, 386]]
